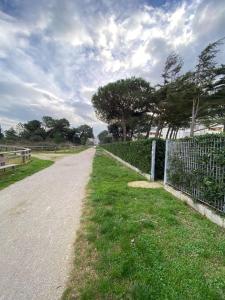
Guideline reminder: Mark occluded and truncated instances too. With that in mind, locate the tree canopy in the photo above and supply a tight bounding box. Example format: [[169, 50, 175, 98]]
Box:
[[1, 116, 94, 145], [92, 39, 225, 141], [92, 77, 155, 140]]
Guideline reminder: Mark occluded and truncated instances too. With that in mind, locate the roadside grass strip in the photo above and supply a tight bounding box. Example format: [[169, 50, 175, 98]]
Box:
[[0, 157, 53, 190], [63, 149, 225, 300]]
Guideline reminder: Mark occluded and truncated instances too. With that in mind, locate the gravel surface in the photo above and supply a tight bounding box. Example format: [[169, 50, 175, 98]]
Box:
[[0, 148, 95, 300]]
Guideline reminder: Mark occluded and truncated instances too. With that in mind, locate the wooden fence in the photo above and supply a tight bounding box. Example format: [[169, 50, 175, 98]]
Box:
[[0, 145, 31, 166]]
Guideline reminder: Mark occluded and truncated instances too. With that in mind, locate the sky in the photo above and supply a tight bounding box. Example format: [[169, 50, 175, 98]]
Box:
[[0, 0, 225, 136]]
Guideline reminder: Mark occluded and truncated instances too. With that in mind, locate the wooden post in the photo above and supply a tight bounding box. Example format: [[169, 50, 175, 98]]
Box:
[[22, 150, 25, 164]]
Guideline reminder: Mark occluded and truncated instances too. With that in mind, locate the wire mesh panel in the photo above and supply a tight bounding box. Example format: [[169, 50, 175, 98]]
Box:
[[165, 136, 225, 213]]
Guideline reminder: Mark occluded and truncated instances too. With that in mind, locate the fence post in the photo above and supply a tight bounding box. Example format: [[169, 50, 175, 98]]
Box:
[[22, 150, 25, 164], [151, 140, 156, 181], [164, 140, 169, 185]]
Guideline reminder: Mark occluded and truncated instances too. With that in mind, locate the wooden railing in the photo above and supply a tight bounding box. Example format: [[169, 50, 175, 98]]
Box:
[[0, 145, 31, 166], [26, 144, 77, 151]]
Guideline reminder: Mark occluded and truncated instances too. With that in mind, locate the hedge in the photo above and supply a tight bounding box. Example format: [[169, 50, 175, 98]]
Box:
[[167, 133, 225, 212], [102, 138, 165, 180]]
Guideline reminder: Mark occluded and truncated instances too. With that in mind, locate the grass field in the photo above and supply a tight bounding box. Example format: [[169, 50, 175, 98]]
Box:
[[63, 149, 225, 300], [0, 157, 53, 190]]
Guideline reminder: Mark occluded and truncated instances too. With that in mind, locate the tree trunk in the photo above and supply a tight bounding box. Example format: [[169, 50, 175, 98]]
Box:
[[155, 126, 160, 138], [121, 117, 126, 141], [190, 96, 200, 137], [159, 126, 163, 137], [190, 100, 196, 137], [166, 127, 170, 139], [172, 128, 177, 139], [175, 128, 179, 139], [155, 119, 161, 138], [145, 114, 154, 139], [169, 127, 174, 139], [145, 119, 153, 138], [145, 128, 150, 139], [130, 129, 134, 139]]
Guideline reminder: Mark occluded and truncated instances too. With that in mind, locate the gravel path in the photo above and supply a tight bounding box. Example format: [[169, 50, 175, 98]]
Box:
[[0, 148, 95, 300]]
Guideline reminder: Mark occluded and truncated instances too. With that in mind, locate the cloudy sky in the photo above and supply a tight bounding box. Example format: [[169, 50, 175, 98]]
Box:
[[0, 0, 225, 135]]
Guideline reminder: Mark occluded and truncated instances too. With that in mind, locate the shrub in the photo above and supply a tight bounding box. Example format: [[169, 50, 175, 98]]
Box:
[[167, 134, 225, 212], [102, 139, 165, 180]]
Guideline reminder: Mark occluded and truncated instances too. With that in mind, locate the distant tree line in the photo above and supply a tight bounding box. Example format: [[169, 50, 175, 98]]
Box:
[[94, 39, 225, 143], [0, 116, 94, 145]]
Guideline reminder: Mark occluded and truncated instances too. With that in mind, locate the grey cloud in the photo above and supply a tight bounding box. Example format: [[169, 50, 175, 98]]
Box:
[[72, 101, 96, 122], [0, 0, 225, 135]]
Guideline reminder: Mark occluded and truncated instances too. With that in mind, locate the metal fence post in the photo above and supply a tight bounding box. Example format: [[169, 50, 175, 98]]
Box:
[[151, 140, 156, 181], [164, 140, 169, 185]]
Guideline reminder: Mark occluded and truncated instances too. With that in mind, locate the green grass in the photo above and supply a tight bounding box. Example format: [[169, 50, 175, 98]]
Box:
[[63, 150, 225, 300], [0, 157, 53, 190]]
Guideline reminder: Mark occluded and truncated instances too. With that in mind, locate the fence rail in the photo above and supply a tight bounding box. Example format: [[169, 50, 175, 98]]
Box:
[[164, 137, 225, 213], [0, 145, 31, 166], [24, 145, 78, 151]]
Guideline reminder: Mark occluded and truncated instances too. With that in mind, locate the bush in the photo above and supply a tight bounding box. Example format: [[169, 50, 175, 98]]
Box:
[[102, 139, 165, 179], [167, 134, 225, 212]]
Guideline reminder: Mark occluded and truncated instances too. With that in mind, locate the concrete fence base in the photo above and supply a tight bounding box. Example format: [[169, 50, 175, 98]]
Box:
[[164, 184, 225, 229], [103, 149, 151, 181]]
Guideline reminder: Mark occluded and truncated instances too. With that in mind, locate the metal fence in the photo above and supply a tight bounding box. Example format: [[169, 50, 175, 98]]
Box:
[[164, 137, 225, 213]]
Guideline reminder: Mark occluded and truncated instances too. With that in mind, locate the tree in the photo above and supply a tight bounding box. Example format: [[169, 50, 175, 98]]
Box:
[[162, 72, 195, 139], [16, 122, 24, 137], [52, 118, 70, 143], [162, 52, 183, 84], [201, 105, 225, 132], [42, 116, 70, 142], [108, 123, 123, 141], [98, 130, 112, 144], [42, 116, 55, 130], [200, 64, 225, 131], [76, 124, 94, 145], [20, 120, 45, 141], [66, 128, 81, 144], [0, 116, 96, 145], [92, 77, 154, 141], [5, 127, 18, 141], [0, 125, 4, 140], [24, 120, 42, 132], [190, 39, 224, 136], [154, 53, 183, 137]]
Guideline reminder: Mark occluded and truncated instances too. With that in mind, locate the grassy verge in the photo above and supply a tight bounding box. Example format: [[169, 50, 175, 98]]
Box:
[[63, 150, 225, 300], [0, 157, 53, 190]]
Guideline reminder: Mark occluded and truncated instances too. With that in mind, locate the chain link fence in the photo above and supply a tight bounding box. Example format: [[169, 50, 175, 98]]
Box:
[[164, 136, 225, 213]]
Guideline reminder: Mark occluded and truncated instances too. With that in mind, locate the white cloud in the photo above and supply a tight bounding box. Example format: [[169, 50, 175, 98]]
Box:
[[0, 11, 29, 57], [0, 0, 225, 135]]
